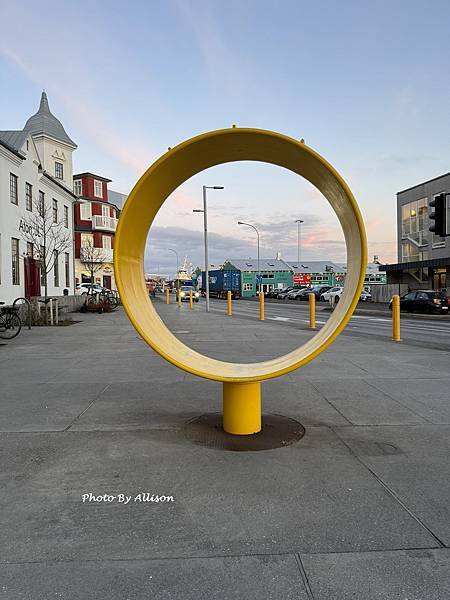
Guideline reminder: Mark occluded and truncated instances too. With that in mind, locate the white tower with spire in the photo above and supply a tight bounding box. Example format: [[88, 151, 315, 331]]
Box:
[[21, 91, 77, 189]]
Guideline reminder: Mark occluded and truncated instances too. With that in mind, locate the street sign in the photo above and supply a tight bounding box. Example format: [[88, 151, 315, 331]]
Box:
[[293, 273, 311, 285], [256, 275, 262, 284]]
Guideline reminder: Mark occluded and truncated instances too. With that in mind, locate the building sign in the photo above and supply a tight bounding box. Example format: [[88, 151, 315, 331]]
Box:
[[293, 273, 311, 285], [335, 274, 345, 283], [18, 218, 41, 238]]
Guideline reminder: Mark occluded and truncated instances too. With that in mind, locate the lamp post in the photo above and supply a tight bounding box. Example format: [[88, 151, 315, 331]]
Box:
[[168, 248, 179, 291], [295, 219, 304, 265], [238, 221, 260, 295], [193, 185, 224, 312]]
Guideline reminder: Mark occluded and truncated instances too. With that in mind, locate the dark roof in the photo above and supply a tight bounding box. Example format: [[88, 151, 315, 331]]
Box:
[[397, 172, 450, 195], [73, 172, 112, 183], [0, 135, 25, 159], [22, 91, 77, 148]]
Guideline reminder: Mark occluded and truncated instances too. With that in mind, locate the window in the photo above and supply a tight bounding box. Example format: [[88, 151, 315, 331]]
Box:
[[11, 238, 19, 284], [102, 204, 109, 217], [81, 233, 93, 247], [416, 291, 428, 300], [401, 198, 429, 261], [55, 161, 63, 180], [10, 173, 18, 205], [27, 242, 34, 258], [53, 199, 58, 223], [80, 202, 92, 220], [73, 179, 82, 196], [38, 191, 45, 217], [53, 250, 59, 287], [25, 182, 33, 211], [404, 292, 416, 301], [94, 180, 103, 198], [64, 205, 69, 228], [243, 283, 253, 291], [102, 235, 111, 249], [65, 253, 70, 287]]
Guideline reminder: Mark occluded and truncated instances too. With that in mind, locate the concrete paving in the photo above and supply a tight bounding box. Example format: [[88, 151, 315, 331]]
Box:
[[1, 298, 449, 599]]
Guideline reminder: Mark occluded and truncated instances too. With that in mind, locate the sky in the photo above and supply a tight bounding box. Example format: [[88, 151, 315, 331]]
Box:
[[1, 0, 450, 276]]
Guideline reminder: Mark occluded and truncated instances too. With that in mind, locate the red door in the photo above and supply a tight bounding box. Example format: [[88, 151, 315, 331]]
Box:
[[103, 275, 112, 289]]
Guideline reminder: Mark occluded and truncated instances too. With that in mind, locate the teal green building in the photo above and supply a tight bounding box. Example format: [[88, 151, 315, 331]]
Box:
[[223, 259, 293, 297]]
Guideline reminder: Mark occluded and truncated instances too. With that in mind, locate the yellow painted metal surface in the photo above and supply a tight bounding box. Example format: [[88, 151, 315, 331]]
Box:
[[166, 289, 170, 304], [223, 382, 261, 434], [392, 294, 401, 341], [227, 290, 232, 316], [177, 289, 181, 308], [259, 291, 265, 321], [114, 127, 367, 383], [189, 290, 193, 309], [309, 293, 316, 329]]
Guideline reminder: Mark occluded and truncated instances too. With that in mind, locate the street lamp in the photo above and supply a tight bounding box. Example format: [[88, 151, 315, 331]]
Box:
[[295, 219, 304, 265], [168, 248, 179, 290], [193, 185, 224, 312], [238, 221, 261, 295]]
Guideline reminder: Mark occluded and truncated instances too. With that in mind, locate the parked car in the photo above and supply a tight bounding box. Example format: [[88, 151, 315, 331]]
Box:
[[309, 285, 333, 300], [360, 290, 372, 302], [277, 287, 295, 299], [327, 288, 343, 304], [389, 290, 449, 314], [285, 288, 304, 300], [295, 288, 313, 301], [76, 283, 107, 296], [320, 287, 343, 302], [179, 286, 200, 302]]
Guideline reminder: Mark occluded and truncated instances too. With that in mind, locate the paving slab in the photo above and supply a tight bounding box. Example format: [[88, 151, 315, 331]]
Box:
[[335, 424, 450, 546], [369, 378, 450, 423], [302, 548, 450, 600], [311, 379, 426, 425], [1, 554, 308, 600], [0, 426, 437, 563]]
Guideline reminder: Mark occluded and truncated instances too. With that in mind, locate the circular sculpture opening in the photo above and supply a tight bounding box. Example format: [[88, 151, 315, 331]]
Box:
[[114, 128, 367, 383]]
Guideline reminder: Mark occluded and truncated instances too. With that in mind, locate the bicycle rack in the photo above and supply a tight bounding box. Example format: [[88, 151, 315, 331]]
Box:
[[12, 297, 32, 330]]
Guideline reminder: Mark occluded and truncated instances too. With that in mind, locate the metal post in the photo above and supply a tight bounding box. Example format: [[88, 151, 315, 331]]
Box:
[[392, 294, 401, 341], [203, 186, 210, 313], [55, 300, 59, 325], [189, 289, 193, 309], [223, 382, 261, 435], [259, 290, 265, 321], [227, 290, 232, 316], [177, 289, 181, 307], [309, 293, 316, 329], [49, 298, 53, 325], [166, 288, 170, 304]]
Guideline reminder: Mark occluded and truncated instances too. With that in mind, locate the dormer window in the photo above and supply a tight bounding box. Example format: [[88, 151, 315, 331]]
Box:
[[94, 180, 103, 198], [73, 179, 82, 196], [55, 161, 63, 180]]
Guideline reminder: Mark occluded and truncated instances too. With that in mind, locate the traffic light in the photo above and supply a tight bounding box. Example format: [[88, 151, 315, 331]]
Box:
[[429, 193, 449, 237]]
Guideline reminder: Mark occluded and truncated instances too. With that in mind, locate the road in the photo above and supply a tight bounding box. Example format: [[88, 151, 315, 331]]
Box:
[[204, 297, 450, 352]]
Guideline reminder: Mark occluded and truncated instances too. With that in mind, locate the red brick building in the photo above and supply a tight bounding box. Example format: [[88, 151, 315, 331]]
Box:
[[73, 172, 120, 290]]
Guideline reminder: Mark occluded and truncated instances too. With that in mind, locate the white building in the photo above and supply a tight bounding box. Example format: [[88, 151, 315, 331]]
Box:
[[0, 92, 77, 304]]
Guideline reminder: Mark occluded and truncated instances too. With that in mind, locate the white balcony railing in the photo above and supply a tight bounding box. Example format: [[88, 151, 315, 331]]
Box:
[[80, 247, 113, 263], [92, 215, 118, 232]]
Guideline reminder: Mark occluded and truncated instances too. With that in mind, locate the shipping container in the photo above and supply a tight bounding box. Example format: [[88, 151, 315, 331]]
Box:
[[201, 269, 241, 299]]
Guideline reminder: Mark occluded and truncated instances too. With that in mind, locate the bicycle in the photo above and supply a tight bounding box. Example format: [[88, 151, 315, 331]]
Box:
[[0, 302, 22, 340]]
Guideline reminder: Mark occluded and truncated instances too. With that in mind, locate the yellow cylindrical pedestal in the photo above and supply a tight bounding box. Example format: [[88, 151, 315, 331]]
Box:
[[309, 293, 316, 329], [392, 294, 401, 341], [227, 290, 232, 316], [259, 292, 265, 321], [177, 289, 181, 307], [189, 290, 193, 309], [223, 382, 261, 435], [166, 289, 170, 304]]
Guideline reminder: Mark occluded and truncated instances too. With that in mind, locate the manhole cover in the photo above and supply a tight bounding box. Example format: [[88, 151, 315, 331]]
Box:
[[183, 413, 305, 451]]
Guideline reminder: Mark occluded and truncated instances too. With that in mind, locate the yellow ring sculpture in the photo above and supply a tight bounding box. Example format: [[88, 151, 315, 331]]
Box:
[[114, 128, 367, 435]]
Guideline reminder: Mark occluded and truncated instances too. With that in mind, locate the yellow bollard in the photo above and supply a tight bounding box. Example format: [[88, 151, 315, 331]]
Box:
[[392, 294, 401, 341], [177, 288, 181, 307], [309, 293, 316, 329], [189, 290, 193, 309], [166, 288, 170, 304], [227, 290, 232, 316], [223, 381, 261, 434], [259, 291, 265, 321]]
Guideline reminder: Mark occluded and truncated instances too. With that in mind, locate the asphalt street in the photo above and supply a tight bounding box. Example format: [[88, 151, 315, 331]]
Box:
[[204, 297, 450, 352]]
